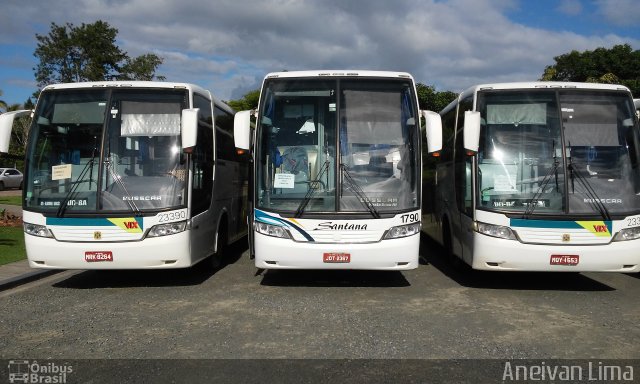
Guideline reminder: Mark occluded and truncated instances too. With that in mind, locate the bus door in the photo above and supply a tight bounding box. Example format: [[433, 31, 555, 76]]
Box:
[[454, 127, 475, 264]]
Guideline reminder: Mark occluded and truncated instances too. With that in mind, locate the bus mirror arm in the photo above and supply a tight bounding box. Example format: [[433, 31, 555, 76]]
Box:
[[421, 110, 443, 154], [463, 111, 481, 153], [181, 108, 199, 150], [0, 110, 31, 153], [234, 110, 253, 150]]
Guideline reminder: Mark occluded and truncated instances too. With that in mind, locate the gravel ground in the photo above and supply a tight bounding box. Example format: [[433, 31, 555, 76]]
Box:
[[1, 238, 638, 362]]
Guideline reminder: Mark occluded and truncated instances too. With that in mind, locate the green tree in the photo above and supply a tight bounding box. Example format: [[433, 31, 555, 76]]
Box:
[[416, 83, 457, 112], [227, 89, 260, 111], [119, 54, 166, 81], [540, 44, 640, 95], [34, 21, 164, 89]]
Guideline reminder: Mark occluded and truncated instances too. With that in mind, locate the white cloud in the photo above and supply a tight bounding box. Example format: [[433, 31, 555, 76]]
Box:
[[595, 0, 640, 27], [0, 0, 638, 101], [557, 0, 583, 16]]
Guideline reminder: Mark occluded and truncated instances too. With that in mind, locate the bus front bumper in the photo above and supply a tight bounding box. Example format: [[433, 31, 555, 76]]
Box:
[[471, 234, 640, 272], [25, 231, 196, 269], [254, 232, 420, 270]]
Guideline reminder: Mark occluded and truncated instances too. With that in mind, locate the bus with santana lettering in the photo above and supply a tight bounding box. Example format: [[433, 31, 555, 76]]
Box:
[[234, 70, 442, 269]]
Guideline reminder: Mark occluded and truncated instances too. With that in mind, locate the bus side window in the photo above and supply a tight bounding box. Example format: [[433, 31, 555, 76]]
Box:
[[192, 94, 214, 216], [455, 127, 473, 216]]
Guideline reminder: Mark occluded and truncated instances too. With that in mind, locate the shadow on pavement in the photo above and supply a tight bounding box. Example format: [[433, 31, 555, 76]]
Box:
[[420, 234, 616, 292], [260, 269, 410, 288], [627, 272, 640, 279], [52, 240, 247, 289]]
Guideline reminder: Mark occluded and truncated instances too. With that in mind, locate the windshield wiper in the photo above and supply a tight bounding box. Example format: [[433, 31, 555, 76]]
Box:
[[340, 164, 381, 219], [567, 145, 611, 221], [524, 140, 560, 218], [104, 156, 141, 216], [56, 139, 98, 217], [294, 160, 330, 218], [56, 159, 96, 217]]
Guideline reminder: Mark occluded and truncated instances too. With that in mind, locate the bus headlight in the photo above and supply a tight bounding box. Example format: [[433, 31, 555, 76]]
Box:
[[383, 223, 421, 239], [147, 221, 188, 238], [23, 222, 53, 238], [613, 227, 640, 242], [255, 222, 291, 239], [475, 222, 517, 240]]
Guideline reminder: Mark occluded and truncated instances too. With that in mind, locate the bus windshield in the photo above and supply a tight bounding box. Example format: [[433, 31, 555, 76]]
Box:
[[25, 88, 189, 214], [256, 78, 420, 215], [476, 89, 640, 216]]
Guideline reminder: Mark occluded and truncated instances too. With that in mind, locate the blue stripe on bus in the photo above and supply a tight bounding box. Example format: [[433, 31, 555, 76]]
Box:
[[510, 219, 612, 231], [254, 209, 315, 242], [46, 217, 144, 228]]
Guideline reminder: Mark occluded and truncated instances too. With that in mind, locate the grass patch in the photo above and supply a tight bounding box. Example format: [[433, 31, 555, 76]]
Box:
[[0, 195, 22, 206], [0, 226, 26, 265]]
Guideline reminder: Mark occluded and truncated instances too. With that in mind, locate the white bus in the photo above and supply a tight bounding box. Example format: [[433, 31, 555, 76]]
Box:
[[0, 81, 248, 269], [234, 70, 442, 270], [422, 82, 640, 272]]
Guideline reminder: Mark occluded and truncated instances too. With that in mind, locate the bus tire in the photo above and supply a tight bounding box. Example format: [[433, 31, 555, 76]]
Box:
[[210, 218, 228, 269], [442, 218, 464, 270]]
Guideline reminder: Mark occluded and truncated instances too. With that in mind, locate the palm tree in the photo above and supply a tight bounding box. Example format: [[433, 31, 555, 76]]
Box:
[[0, 89, 8, 112], [5, 102, 29, 150]]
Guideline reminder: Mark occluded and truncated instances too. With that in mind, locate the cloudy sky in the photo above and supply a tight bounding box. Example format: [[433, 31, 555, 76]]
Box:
[[1, 0, 639, 106]]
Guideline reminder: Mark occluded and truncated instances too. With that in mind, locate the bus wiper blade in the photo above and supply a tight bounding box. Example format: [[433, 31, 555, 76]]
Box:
[[104, 158, 141, 216], [294, 160, 330, 218], [524, 140, 559, 218], [57, 137, 99, 217], [340, 164, 380, 219], [568, 161, 611, 221], [56, 158, 96, 217]]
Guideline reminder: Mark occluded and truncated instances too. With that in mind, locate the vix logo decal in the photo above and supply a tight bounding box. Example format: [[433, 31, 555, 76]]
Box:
[[108, 218, 143, 233], [576, 221, 611, 237]]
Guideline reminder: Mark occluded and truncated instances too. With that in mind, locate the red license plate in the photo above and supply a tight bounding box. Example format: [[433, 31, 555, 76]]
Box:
[[85, 251, 113, 262], [550, 255, 579, 266], [323, 252, 351, 263]]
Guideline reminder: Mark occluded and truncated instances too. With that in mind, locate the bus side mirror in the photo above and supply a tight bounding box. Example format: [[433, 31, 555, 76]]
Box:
[[181, 108, 199, 150], [421, 110, 442, 154], [463, 111, 481, 153], [234, 110, 252, 150], [0, 110, 31, 153]]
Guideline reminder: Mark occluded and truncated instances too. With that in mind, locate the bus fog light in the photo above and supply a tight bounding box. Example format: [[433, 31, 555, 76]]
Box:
[[23, 222, 53, 238], [475, 222, 517, 240], [147, 221, 187, 237], [383, 223, 421, 239], [613, 227, 640, 242], [255, 222, 291, 239]]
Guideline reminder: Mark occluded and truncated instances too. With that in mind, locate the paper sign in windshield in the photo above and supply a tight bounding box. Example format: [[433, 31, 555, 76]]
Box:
[[494, 174, 517, 192], [274, 173, 295, 189], [52, 164, 72, 180]]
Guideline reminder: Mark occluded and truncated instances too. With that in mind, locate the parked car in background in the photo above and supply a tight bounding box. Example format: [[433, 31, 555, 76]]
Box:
[[0, 168, 23, 190]]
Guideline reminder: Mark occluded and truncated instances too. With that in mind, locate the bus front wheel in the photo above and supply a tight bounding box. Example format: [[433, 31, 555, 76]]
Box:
[[209, 220, 228, 270], [442, 219, 464, 270]]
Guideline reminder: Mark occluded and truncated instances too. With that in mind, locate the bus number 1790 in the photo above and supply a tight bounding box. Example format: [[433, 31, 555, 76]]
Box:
[[401, 213, 419, 224]]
